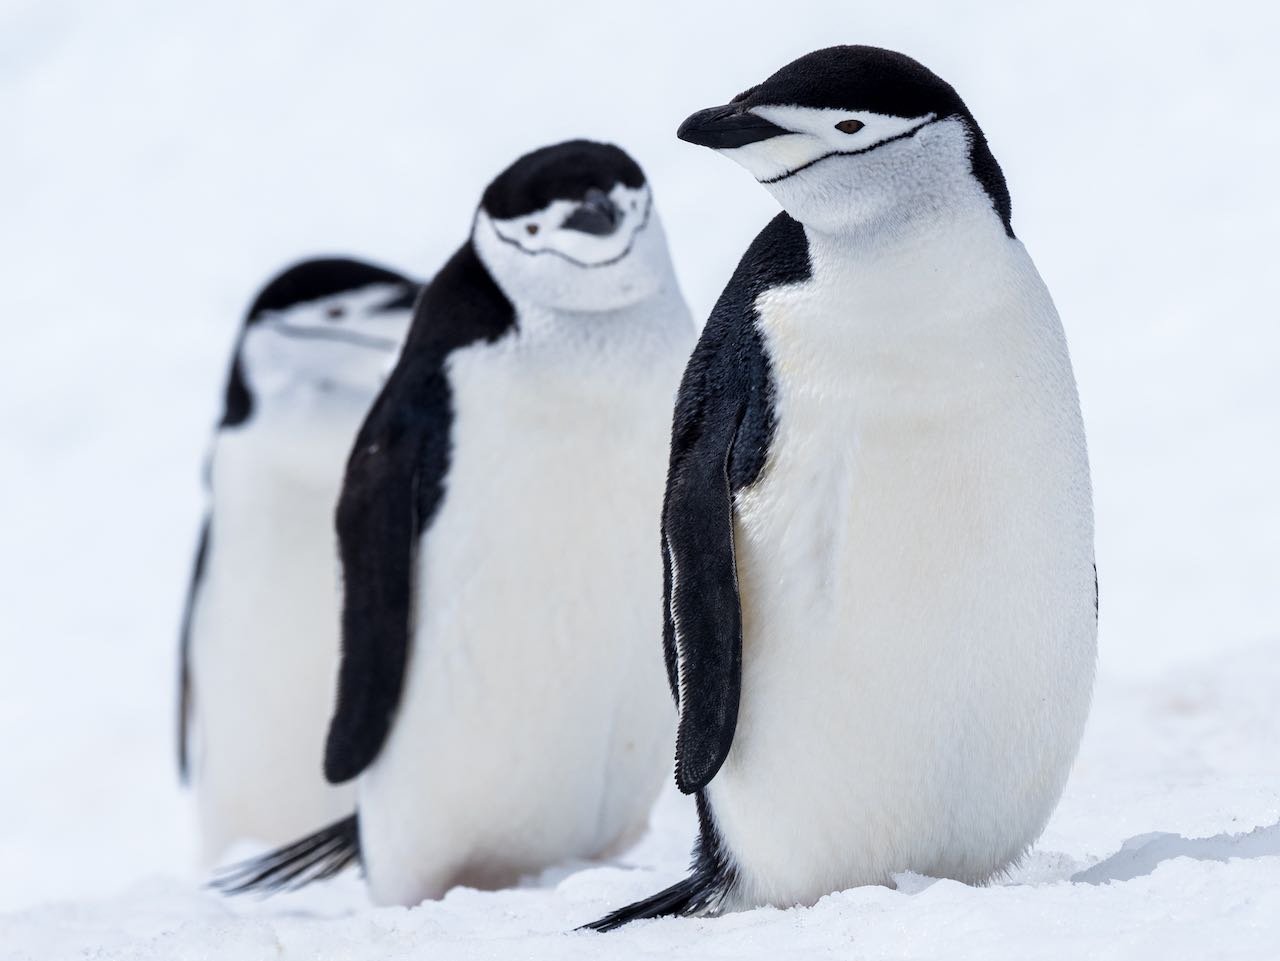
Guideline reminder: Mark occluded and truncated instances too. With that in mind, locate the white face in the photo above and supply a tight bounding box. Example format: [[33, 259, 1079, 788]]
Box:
[[239, 284, 412, 404], [712, 105, 976, 235], [472, 183, 671, 313]]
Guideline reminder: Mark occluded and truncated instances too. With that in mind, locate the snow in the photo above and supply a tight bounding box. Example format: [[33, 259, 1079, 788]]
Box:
[[1, 0, 1278, 957], [6, 648, 1280, 959]]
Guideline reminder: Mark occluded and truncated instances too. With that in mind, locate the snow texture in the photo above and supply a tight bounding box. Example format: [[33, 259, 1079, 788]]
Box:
[[1, 0, 1278, 958]]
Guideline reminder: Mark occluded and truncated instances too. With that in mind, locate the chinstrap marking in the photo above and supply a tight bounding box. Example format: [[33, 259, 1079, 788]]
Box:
[[487, 191, 653, 269], [758, 115, 937, 185]]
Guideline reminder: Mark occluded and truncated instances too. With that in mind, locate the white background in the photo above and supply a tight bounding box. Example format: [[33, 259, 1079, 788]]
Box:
[[1, 0, 1277, 956]]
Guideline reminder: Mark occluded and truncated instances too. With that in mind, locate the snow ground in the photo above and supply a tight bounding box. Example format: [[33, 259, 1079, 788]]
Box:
[[6, 647, 1280, 959], [1, 0, 1278, 958]]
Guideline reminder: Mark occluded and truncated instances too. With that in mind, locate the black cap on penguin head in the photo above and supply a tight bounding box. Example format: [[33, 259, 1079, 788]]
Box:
[[480, 140, 646, 224], [471, 140, 669, 313], [677, 46, 1012, 236]]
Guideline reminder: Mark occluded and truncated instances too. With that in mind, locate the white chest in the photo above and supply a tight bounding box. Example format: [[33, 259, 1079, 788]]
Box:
[[191, 394, 376, 858], [709, 224, 1097, 908], [429, 329, 681, 642], [425, 305, 692, 657], [356, 308, 693, 903]]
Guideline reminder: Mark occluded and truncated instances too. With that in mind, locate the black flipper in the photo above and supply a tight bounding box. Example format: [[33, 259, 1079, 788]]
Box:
[[664, 355, 746, 794], [212, 815, 361, 895], [323, 398, 427, 783], [591, 214, 811, 929], [323, 242, 516, 784], [176, 516, 211, 783], [663, 213, 810, 795]]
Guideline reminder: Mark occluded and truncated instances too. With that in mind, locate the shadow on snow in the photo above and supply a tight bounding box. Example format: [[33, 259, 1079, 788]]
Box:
[[1071, 821, 1280, 885]]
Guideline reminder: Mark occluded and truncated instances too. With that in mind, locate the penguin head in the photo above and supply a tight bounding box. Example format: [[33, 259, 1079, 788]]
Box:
[[471, 140, 673, 313], [677, 46, 1011, 236], [229, 259, 415, 425]]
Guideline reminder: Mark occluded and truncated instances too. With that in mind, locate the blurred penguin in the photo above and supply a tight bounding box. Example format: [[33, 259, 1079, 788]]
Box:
[[178, 258, 417, 863], [215, 141, 695, 905]]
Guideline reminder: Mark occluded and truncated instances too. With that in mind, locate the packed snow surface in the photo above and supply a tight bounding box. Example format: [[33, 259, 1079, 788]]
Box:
[[1, 0, 1277, 958]]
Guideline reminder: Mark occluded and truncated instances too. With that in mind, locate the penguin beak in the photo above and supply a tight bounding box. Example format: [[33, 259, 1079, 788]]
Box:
[[677, 104, 789, 149], [561, 187, 622, 236]]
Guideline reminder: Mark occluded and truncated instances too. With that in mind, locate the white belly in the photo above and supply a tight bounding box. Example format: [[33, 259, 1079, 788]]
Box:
[[708, 230, 1097, 909], [358, 319, 689, 905], [189, 403, 364, 864]]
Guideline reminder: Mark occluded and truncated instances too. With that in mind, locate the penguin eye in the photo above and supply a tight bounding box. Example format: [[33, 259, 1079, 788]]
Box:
[[325, 305, 346, 321], [526, 223, 540, 236], [835, 119, 865, 135]]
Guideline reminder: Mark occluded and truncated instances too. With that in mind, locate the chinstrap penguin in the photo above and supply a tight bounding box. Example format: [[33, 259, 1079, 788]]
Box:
[[585, 45, 1097, 929], [179, 257, 417, 864], [214, 140, 696, 905]]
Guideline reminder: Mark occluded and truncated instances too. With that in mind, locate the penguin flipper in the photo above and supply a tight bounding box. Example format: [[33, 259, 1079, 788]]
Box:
[[324, 243, 513, 785], [211, 815, 360, 895], [664, 380, 745, 796], [663, 217, 796, 797], [324, 400, 430, 785], [176, 515, 211, 783]]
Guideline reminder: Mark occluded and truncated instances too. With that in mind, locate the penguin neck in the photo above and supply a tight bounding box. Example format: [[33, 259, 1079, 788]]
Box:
[[507, 274, 692, 360], [777, 116, 1010, 256], [807, 179, 1004, 257], [788, 187, 1043, 408], [222, 382, 376, 481], [243, 376, 383, 431], [799, 180, 1014, 287]]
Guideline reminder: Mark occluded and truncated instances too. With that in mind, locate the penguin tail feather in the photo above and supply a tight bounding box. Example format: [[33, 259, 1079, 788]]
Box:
[[210, 814, 360, 896], [579, 865, 724, 932]]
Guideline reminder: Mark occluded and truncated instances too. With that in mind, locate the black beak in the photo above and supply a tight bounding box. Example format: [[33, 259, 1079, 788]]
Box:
[[561, 187, 622, 236], [677, 104, 790, 149]]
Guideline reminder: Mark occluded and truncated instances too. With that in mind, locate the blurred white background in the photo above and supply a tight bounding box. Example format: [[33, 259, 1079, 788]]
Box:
[[1, 0, 1277, 919]]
